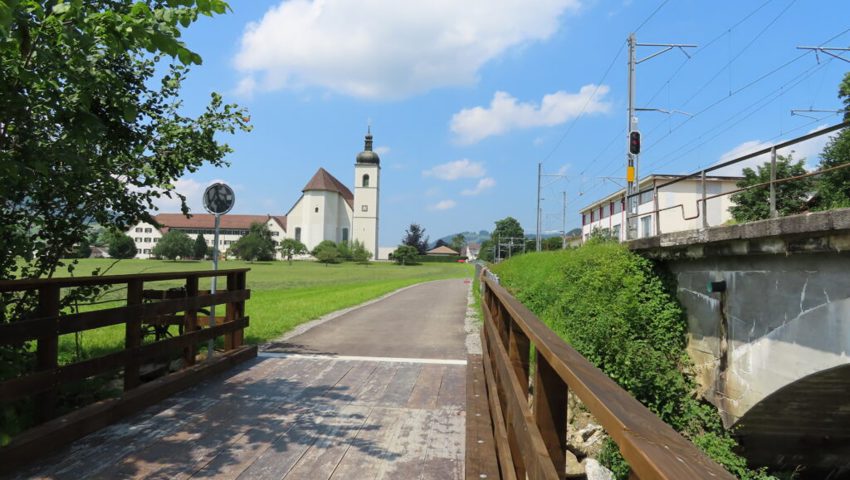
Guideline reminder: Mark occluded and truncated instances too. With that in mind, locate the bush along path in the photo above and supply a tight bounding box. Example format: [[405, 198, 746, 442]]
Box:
[[492, 241, 775, 480]]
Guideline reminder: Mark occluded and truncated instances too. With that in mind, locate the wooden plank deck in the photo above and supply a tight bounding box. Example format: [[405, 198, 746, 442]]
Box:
[[11, 354, 466, 480]]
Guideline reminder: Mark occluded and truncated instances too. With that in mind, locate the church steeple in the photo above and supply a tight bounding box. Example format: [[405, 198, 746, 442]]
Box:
[[356, 127, 380, 165]]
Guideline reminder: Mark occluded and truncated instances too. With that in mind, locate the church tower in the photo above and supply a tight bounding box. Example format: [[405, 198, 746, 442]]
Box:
[[352, 128, 380, 258]]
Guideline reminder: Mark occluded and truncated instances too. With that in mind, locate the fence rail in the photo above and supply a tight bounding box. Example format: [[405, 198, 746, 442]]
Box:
[[0, 268, 251, 423], [478, 270, 734, 479]]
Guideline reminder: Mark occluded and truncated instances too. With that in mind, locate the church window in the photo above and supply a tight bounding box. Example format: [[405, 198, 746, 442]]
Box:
[[314, 207, 319, 213], [295, 227, 301, 242], [362, 174, 370, 187], [342, 228, 349, 243], [361, 205, 368, 212]]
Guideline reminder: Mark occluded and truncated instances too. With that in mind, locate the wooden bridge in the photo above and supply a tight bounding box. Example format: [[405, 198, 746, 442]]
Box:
[[0, 269, 733, 479]]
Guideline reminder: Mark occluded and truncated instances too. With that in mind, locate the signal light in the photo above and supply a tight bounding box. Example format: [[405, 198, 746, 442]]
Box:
[[629, 130, 641, 155]]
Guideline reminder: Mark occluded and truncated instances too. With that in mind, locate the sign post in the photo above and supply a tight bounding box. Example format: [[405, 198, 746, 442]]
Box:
[[202, 182, 235, 360]]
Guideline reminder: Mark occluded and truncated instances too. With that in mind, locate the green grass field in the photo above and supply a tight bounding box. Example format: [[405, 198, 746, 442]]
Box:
[[52, 259, 472, 363]]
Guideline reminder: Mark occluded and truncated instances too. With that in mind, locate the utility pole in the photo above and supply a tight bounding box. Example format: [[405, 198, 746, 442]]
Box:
[[536, 163, 542, 252], [536, 164, 567, 252], [625, 33, 696, 240], [561, 191, 567, 249]]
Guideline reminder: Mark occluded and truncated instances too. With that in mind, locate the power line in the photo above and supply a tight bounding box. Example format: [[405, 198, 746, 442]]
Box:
[[633, 0, 669, 34], [539, 42, 626, 165]]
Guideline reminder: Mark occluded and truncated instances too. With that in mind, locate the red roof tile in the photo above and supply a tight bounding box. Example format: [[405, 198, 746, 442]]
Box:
[[302, 168, 354, 208], [153, 213, 287, 232]]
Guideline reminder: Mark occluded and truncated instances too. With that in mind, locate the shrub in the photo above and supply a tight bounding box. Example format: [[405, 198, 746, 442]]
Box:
[[107, 232, 137, 259], [392, 245, 419, 265], [152, 230, 193, 260], [493, 242, 774, 479]]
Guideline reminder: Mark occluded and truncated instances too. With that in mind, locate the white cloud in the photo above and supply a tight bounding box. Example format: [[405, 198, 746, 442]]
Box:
[[233, 0, 580, 99], [429, 199, 457, 211], [462, 177, 496, 196], [374, 146, 391, 155], [450, 85, 611, 144], [423, 159, 486, 180], [713, 126, 839, 176], [143, 178, 231, 213]]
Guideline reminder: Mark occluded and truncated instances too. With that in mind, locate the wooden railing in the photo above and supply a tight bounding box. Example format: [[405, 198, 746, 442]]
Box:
[[478, 270, 735, 480], [0, 269, 252, 427]]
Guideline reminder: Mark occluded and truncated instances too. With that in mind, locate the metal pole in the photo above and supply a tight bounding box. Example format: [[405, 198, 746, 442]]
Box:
[[769, 146, 777, 218], [701, 170, 708, 229], [536, 163, 542, 252], [208, 214, 221, 360], [653, 185, 660, 236], [626, 33, 637, 240], [562, 191, 567, 249]]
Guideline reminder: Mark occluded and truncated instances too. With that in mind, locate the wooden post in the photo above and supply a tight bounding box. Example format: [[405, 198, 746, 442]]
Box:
[[183, 276, 199, 366], [123, 279, 144, 391], [534, 350, 569, 480], [36, 285, 60, 422], [224, 273, 237, 350]]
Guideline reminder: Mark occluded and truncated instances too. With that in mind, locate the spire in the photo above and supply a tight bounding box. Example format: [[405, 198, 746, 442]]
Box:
[[364, 125, 373, 152]]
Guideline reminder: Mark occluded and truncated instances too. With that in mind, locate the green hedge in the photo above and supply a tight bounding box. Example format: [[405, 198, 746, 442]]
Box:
[[492, 241, 773, 480], [414, 255, 466, 263]]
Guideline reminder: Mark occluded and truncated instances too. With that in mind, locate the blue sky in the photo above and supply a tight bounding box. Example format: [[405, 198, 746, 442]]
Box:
[[164, 0, 850, 244]]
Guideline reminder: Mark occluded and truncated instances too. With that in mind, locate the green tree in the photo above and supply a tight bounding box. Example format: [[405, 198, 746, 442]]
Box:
[[402, 223, 429, 254], [337, 241, 352, 261], [729, 155, 812, 222], [107, 232, 137, 259], [393, 245, 419, 265], [193, 234, 208, 260], [315, 243, 340, 266], [478, 239, 494, 262], [230, 222, 276, 262], [450, 233, 466, 252], [279, 238, 307, 265], [311, 240, 338, 257], [0, 0, 249, 283], [152, 230, 193, 260], [350, 240, 372, 265], [815, 72, 850, 210], [491, 217, 525, 259]]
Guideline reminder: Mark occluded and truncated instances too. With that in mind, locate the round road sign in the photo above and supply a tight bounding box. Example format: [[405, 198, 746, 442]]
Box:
[[203, 182, 235, 215]]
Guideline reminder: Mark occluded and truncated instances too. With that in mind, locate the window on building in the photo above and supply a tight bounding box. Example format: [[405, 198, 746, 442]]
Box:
[[613, 199, 624, 214], [362, 174, 370, 187], [295, 227, 301, 242], [361, 205, 368, 212], [342, 228, 349, 243], [143, 249, 150, 254], [135, 237, 141, 242], [314, 207, 319, 213], [144, 238, 151, 243], [271, 231, 279, 236], [601, 205, 609, 219], [153, 238, 159, 243], [144, 228, 152, 233], [590, 211, 596, 222], [135, 228, 142, 232], [640, 215, 652, 238], [639, 190, 654, 205], [612, 224, 621, 240], [582, 214, 586, 226]]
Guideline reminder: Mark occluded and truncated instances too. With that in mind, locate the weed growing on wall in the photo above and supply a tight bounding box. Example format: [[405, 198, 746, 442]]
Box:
[[492, 240, 773, 479]]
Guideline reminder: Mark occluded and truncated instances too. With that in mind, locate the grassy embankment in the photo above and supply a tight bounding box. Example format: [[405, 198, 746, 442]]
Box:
[[491, 242, 773, 480], [51, 259, 472, 363]]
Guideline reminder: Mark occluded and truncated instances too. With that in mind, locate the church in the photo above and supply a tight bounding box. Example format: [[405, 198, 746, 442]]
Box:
[[126, 130, 382, 260]]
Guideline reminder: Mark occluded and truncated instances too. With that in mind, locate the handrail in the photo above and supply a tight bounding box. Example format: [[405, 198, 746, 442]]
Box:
[[0, 268, 251, 292], [0, 269, 251, 426], [479, 270, 734, 479]]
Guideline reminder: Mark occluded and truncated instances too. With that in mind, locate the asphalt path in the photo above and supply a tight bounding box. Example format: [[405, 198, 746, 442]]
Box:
[[264, 278, 469, 360]]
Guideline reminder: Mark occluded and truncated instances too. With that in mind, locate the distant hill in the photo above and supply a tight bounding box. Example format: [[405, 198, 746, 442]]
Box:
[[435, 230, 491, 247]]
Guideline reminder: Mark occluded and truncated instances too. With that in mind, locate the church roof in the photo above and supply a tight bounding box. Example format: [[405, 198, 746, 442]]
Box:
[[153, 213, 287, 232], [302, 168, 354, 208], [356, 128, 380, 165], [426, 245, 459, 256]]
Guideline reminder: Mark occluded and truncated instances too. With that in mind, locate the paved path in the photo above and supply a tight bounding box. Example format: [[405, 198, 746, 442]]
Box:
[[264, 279, 469, 359], [15, 278, 470, 480]]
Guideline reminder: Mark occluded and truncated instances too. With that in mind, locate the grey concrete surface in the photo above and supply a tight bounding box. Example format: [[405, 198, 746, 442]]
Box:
[[264, 279, 470, 360]]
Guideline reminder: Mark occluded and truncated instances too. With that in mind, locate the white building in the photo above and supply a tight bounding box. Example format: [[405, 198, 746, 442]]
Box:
[[126, 130, 384, 259], [580, 174, 741, 242], [129, 214, 286, 259]]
